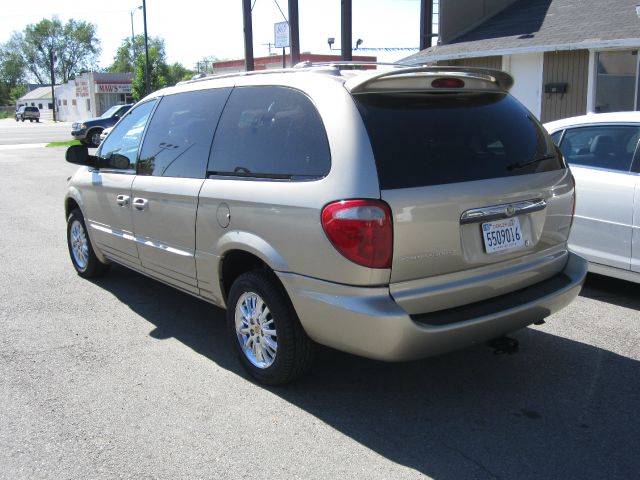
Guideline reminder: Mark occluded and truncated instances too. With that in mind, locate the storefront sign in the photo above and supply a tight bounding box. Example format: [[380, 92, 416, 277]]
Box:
[[75, 80, 89, 97], [97, 83, 132, 94]]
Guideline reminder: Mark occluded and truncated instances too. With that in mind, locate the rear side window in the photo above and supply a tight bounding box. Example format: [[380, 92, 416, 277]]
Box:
[[209, 86, 330, 179], [355, 93, 563, 189], [559, 125, 640, 172], [138, 88, 231, 178]]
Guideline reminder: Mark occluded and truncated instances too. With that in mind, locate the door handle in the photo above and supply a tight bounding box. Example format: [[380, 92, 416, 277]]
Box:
[[116, 195, 130, 207], [133, 197, 148, 211]]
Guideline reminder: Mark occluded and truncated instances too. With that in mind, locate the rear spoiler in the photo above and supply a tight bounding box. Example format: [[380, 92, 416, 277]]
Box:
[[344, 66, 514, 94]]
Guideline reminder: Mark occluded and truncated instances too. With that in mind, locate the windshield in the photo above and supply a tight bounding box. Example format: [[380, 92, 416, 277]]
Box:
[[355, 92, 564, 189], [100, 105, 125, 118]]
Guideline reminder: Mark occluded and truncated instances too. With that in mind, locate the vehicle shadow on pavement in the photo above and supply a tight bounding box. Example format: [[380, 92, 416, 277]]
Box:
[[579, 272, 640, 310], [91, 265, 639, 480]]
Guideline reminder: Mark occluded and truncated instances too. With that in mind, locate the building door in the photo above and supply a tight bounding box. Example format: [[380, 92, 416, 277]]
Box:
[[506, 53, 543, 119]]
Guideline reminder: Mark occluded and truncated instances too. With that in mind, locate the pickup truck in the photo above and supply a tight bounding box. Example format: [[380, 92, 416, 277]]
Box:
[[71, 104, 132, 147], [15, 106, 40, 122]]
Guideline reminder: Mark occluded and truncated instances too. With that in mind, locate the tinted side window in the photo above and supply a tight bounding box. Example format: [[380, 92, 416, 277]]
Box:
[[97, 100, 157, 171], [355, 93, 563, 189], [138, 88, 230, 178], [114, 105, 130, 118], [209, 86, 330, 179], [550, 130, 563, 145], [560, 125, 640, 171]]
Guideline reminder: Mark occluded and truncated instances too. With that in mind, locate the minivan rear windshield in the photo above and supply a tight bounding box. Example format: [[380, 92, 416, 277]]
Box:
[[354, 92, 564, 190]]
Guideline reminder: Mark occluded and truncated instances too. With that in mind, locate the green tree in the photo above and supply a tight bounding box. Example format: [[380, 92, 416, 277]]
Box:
[[168, 62, 193, 83], [0, 35, 27, 104], [16, 17, 100, 84], [195, 55, 219, 74], [125, 36, 192, 100], [132, 44, 167, 100], [107, 35, 147, 74]]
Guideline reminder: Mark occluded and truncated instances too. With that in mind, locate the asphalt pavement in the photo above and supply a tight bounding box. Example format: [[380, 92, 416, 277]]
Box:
[[0, 117, 72, 146], [0, 120, 638, 479]]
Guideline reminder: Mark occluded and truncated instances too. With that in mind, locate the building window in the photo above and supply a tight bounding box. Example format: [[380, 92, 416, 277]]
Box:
[[595, 50, 638, 113], [38, 103, 43, 109], [63, 99, 67, 106], [72, 99, 77, 106], [86, 99, 91, 112]]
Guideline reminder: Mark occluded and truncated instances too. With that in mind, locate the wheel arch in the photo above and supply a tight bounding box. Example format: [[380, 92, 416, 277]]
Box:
[[219, 249, 272, 306], [64, 188, 84, 218], [215, 230, 289, 305], [64, 190, 108, 264]]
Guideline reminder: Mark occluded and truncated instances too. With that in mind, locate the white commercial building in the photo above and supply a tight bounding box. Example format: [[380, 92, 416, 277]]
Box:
[[55, 72, 134, 122]]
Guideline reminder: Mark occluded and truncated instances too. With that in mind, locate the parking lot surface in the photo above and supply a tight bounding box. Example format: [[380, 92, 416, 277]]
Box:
[[0, 121, 638, 479]]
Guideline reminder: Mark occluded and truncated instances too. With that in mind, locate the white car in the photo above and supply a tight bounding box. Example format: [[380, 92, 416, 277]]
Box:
[[98, 126, 113, 144], [545, 112, 640, 283]]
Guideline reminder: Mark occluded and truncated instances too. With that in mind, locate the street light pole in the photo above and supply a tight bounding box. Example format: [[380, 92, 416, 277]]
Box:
[[130, 6, 142, 63], [142, 0, 150, 96], [49, 48, 56, 122]]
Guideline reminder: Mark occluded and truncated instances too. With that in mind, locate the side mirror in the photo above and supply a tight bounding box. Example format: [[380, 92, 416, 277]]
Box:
[[66, 144, 97, 167], [108, 153, 130, 170]]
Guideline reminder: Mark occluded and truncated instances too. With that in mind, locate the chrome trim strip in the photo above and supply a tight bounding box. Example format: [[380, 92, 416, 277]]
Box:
[[90, 222, 191, 257], [460, 198, 547, 225]]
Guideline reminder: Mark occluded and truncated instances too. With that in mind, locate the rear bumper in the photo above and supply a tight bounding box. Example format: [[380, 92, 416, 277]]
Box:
[[277, 251, 587, 361]]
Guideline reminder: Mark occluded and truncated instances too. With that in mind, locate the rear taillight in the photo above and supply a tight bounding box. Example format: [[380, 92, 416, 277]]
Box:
[[431, 77, 465, 89], [321, 200, 393, 269]]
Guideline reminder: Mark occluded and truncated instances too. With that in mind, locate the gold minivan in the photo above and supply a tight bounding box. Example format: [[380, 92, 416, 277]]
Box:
[[64, 65, 587, 384]]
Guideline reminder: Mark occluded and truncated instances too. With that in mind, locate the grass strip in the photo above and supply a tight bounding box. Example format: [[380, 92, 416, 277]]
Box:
[[46, 140, 81, 147]]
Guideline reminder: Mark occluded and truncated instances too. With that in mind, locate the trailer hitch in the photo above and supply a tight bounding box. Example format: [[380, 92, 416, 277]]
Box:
[[486, 336, 519, 355]]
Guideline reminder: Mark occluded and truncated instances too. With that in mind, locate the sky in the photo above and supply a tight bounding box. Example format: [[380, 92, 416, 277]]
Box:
[[0, 0, 436, 70]]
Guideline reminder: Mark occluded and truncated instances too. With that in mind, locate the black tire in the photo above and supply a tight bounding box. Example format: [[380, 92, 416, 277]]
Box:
[[29, 118, 33, 123], [88, 129, 103, 148], [227, 269, 312, 385], [21, 118, 24, 122], [66, 208, 110, 278], [36, 118, 39, 123]]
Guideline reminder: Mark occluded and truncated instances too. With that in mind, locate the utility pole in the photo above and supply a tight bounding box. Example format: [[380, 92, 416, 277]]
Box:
[[420, 0, 434, 50], [49, 49, 56, 122], [242, 0, 254, 71], [288, 0, 300, 65], [341, 0, 352, 61], [142, 0, 150, 96]]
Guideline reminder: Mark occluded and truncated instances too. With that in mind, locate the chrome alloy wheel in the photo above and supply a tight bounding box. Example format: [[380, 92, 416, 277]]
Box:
[[70, 219, 89, 271], [235, 292, 278, 369]]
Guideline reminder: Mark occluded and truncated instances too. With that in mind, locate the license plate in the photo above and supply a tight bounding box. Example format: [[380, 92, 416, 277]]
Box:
[[481, 217, 525, 254]]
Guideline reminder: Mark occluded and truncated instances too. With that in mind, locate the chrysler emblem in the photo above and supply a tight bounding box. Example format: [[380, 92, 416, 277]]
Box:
[[506, 206, 516, 216]]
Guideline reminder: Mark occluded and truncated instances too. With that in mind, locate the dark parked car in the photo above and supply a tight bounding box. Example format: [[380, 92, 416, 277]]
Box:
[[71, 104, 132, 147], [15, 106, 40, 122]]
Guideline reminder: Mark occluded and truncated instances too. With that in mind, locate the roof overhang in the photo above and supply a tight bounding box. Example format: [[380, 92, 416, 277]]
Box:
[[407, 38, 640, 64]]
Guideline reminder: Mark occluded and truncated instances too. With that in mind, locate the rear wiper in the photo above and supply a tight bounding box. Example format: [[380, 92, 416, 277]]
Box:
[[507, 154, 556, 171]]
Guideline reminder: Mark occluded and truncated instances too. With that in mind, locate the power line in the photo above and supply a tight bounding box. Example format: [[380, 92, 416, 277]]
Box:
[[273, 0, 288, 23]]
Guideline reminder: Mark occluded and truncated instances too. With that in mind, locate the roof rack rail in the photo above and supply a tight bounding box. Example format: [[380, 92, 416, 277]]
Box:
[[293, 61, 415, 69], [179, 67, 307, 85], [178, 61, 403, 85]]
